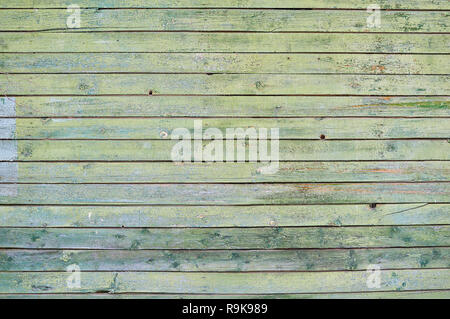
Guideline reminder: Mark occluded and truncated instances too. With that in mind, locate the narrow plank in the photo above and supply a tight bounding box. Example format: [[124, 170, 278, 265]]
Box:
[[0, 162, 448, 183], [1, 140, 448, 161], [3, 96, 448, 118], [1, 270, 449, 293], [3, 53, 448, 74], [0, 183, 448, 205], [0, 226, 449, 249], [1, 291, 448, 299], [0, 204, 447, 227], [1, 291, 449, 299], [1, 33, 447, 53], [1, 74, 448, 95], [1, 0, 447, 10], [6, 118, 450, 139], [2, 10, 448, 32], [1, 248, 448, 271], [2, 291, 450, 298]]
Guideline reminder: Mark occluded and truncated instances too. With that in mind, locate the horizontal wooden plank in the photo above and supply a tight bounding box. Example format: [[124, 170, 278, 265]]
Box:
[[0, 183, 448, 205], [1, 0, 447, 10], [0, 162, 448, 183], [1, 291, 449, 299], [2, 290, 450, 299], [1, 33, 448, 53], [0, 204, 447, 227], [5, 118, 450, 139], [0, 226, 449, 249], [3, 53, 448, 74], [2, 74, 448, 95], [1, 248, 448, 271], [1, 140, 449, 161], [2, 10, 448, 32], [1, 270, 449, 293], [3, 96, 449, 117]]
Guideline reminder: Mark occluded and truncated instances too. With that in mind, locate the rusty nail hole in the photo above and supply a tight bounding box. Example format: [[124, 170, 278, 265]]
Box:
[[369, 203, 377, 209], [148, 90, 153, 95], [320, 134, 326, 140]]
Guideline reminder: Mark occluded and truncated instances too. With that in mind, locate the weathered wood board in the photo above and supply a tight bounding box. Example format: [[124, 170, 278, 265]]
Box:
[[0, 1, 448, 299]]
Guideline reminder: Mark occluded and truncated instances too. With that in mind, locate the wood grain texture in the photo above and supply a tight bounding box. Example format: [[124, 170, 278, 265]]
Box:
[[1, 140, 448, 161], [0, 204, 447, 227], [0, 162, 447, 183], [1, 270, 449, 294], [1, 0, 448, 10], [0, 0, 448, 298], [5, 118, 450, 139], [4, 96, 449, 117], [3, 53, 448, 74], [1, 33, 448, 53], [1, 248, 448, 271], [1, 10, 448, 32], [1, 74, 448, 95], [0, 183, 449, 205], [0, 226, 449, 249]]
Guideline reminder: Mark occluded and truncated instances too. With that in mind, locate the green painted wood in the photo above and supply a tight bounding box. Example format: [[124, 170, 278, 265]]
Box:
[[0, 226, 449, 249], [0, 204, 447, 227], [1, 248, 448, 271], [2, 10, 448, 32], [1, 33, 447, 53], [1, 183, 448, 205], [4, 96, 449, 117], [1, 162, 448, 183], [0, 270, 449, 293], [1, 291, 449, 299], [6, 118, 450, 139], [1, 291, 450, 299], [1, 74, 448, 95], [3, 53, 448, 74], [1, 0, 447, 10], [1, 140, 448, 161]]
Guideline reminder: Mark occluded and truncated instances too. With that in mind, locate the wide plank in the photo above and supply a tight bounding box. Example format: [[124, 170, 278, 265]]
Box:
[[4, 118, 450, 139], [0, 226, 448, 249], [3, 53, 448, 74], [1, 0, 447, 10], [1, 74, 448, 95], [0, 204, 447, 227], [1, 33, 447, 53], [3, 96, 448, 117], [1, 248, 448, 271], [1, 10, 448, 32], [1, 140, 448, 161], [0, 270, 449, 293], [0, 162, 447, 183]]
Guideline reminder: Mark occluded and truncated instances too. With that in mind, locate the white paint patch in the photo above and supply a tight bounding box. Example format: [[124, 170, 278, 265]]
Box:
[[0, 97, 16, 117], [0, 97, 17, 197]]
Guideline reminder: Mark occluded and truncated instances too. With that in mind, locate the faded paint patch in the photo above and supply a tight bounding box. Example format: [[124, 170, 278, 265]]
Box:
[[0, 118, 16, 138], [0, 97, 17, 196], [0, 162, 17, 182], [0, 97, 16, 117]]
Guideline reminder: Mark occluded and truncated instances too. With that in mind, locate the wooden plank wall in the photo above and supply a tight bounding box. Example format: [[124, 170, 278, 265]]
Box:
[[0, 0, 449, 298]]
